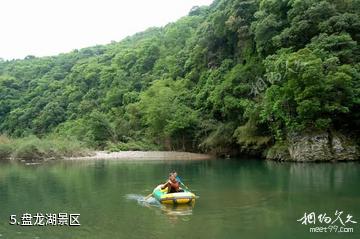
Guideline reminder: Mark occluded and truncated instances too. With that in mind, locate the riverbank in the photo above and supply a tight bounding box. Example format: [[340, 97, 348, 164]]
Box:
[[0, 135, 90, 161], [2, 134, 358, 162], [65, 151, 214, 160]]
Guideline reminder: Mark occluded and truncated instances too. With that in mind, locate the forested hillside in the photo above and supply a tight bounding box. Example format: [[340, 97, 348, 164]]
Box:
[[1, 0, 359, 160]]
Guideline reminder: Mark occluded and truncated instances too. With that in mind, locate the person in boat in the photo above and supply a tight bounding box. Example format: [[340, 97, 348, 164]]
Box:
[[161, 173, 184, 194], [171, 170, 190, 191], [171, 170, 181, 183]]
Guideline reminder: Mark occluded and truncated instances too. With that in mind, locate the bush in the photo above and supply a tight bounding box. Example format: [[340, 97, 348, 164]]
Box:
[[0, 144, 13, 159], [13, 142, 44, 161], [0, 135, 11, 144], [45, 136, 90, 157], [106, 140, 159, 152], [1, 135, 90, 161], [266, 141, 291, 161]]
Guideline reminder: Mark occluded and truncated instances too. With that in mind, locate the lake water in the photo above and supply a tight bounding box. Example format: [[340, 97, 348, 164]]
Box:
[[0, 159, 359, 239]]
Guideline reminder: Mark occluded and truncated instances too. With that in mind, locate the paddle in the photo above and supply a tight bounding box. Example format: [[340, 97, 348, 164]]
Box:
[[177, 176, 199, 198], [144, 184, 164, 200], [144, 193, 152, 200], [176, 176, 191, 191]]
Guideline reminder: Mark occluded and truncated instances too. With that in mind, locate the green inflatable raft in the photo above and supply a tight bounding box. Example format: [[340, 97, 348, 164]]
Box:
[[152, 184, 196, 205]]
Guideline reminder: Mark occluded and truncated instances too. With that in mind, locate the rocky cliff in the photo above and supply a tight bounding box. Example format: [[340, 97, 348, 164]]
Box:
[[266, 131, 359, 162]]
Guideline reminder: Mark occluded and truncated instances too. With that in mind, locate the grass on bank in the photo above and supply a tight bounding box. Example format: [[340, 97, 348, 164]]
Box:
[[0, 135, 90, 161]]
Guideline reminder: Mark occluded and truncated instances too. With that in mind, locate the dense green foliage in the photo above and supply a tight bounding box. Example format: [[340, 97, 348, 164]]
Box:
[[0, 0, 359, 155]]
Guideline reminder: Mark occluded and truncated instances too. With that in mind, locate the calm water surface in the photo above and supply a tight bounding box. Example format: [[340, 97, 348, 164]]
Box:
[[0, 159, 359, 239]]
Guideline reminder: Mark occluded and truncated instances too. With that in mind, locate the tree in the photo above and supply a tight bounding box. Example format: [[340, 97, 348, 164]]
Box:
[[261, 48, 357, 137], [138, 79, 198, 149]]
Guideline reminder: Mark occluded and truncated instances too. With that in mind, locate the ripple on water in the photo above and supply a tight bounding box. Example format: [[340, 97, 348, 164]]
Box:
[[125, 194, 161, 207]]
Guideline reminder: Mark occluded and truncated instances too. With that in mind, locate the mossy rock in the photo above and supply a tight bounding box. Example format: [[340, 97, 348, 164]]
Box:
[[266, 142, 291, 161]]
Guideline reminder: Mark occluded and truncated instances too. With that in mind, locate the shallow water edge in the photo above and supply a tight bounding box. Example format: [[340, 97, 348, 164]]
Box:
[[65, 150, 214, 160]]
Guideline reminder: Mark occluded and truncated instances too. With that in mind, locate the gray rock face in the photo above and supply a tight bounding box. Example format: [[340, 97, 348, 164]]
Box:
[[288, 133, 332, 162], [330, 134, 359, 161], [267, 131, 359, 162]]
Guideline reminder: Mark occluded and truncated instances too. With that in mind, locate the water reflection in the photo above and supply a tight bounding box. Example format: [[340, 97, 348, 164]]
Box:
[[161, 203, 193, 215]]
